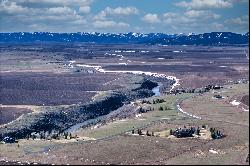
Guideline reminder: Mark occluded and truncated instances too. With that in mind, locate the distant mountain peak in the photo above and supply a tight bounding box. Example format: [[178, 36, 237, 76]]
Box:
[[0, 32, 248, 45]]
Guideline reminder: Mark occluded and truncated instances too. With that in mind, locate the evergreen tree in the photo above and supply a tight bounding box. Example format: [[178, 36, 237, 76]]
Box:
[[132, 127, 135, 134], [64, 132, 68, 139], [197, 129, 200, 135], [159, 106, 164, 111], [170, 129, 173, 135]]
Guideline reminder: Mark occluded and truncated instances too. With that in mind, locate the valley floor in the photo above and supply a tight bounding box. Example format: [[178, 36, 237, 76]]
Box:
[[0, 82, 248, 165], [0, 44, 249, 165]]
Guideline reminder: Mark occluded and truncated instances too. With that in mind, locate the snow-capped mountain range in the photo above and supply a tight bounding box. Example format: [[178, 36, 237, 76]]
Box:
[[0, 32, 248, 45]]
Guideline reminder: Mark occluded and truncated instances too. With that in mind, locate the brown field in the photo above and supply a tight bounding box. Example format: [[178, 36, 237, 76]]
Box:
[[0, 72, 123, 106], [0, 107, 32, 125], [103, 64, 237, 73], [241, 95, 249, 106]]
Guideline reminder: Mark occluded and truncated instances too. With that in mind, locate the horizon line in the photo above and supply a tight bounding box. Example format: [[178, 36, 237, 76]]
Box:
[[0, 31, 249, 35]]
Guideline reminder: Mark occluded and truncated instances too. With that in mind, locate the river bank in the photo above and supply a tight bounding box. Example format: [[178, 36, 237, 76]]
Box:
[[75, 63, 180, 92], [0, 75, 160, 141], [0, 61, 180, 141]]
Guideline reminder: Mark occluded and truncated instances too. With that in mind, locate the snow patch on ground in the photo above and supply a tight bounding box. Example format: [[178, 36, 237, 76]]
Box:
[[209, 149, 218, 154], [135, 114, 141, 118], [116, 55, 124, 58], [118, 63, 127, 65], [68, 61, 76, 68], [177, 104, 202, 119], [242, 108, 249, 112], [123, 50, 135, 53], [230, 100, 241, 106]]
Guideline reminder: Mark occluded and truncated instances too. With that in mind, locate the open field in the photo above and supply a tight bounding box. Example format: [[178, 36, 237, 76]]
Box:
[[0, 107, 32, 125], [73, 93, 193, 139], [180, 83, 249, 125], [0, 72, 124, 106]]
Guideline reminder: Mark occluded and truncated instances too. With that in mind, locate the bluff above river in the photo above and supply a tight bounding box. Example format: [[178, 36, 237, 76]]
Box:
[[0, 77, 173, 141]]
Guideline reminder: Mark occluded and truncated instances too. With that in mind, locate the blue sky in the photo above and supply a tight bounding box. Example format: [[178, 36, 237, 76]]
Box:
[[0, 0, 249, 34]]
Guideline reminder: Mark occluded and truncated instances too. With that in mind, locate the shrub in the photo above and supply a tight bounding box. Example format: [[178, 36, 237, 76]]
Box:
[[165, 106, 171, 110], [159, 106, 164, 111]]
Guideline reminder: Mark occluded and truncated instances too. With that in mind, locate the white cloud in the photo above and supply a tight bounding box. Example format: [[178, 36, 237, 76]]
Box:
[[162, 12, 178, 24], [47, 7, 75, 15], [0, 0, 247, 33], [79, 6, 90, 14], [163, 12, 196, 24], [56, 0, 93, 6], [0, 1, 29, 15], [176, 0, 233, 9], [163, 10, 221, 26], [211, 22, 224, 30], [0, 0, 88, 32], [185, 10, 204, 17], [16, 0, 93, 8], [161, 11, 228, 33], [93, 10, 107, 20], [93, 20, 130, 28], [104, 6, 139, 15], [185, 10, 220, 19], [94, 6, 139, 20], [229, 0, 249, 3], [142, 13, 160, 24], [225, 15, 249, 25], [28, 23, 49, 31], [163, 12, 177, 18]]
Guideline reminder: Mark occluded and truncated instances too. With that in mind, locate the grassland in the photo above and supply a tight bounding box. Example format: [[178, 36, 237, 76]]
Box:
[[74, 93, 193, 139]]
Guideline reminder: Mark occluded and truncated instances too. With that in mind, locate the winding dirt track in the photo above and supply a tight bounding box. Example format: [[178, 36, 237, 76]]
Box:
[[176, 91, 249, 127]]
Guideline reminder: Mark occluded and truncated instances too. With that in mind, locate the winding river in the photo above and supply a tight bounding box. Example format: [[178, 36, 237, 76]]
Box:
[[76, 63, 205, 120], [64, 62, 181, 133], [75, 63, 180, 93], [152, 85, 161, 96]]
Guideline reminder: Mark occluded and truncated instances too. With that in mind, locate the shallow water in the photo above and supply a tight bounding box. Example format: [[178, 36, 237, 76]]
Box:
[[152, 85, 161, 96]]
